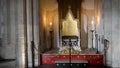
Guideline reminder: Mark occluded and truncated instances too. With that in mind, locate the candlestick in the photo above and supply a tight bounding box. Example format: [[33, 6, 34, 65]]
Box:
[[90, 30, 94, 48], [49, 22, 52, 31], [49, 22, 53, 49], [95, 34, 99, 53], [91, 17, 95, 30]]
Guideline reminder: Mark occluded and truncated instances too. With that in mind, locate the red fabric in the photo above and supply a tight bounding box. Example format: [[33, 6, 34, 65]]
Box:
[[41, 54, 103, 65]]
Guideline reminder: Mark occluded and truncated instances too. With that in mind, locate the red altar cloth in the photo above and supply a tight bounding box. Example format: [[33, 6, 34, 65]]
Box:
[[41, 54, 103, 65]]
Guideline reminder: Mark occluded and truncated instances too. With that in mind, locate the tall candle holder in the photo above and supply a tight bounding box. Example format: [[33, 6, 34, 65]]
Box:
[[49, 22, 53, 50], [95, 34, 99, 54], [90, 30, 94, 49], [91, 17, 95, 49]]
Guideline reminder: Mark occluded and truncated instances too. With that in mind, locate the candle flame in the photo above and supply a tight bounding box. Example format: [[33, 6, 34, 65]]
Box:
[[50, 22, 52, 26], [92, 17, 94, 25], [92, 20, 94, 25], [91, 17, 95, 30]]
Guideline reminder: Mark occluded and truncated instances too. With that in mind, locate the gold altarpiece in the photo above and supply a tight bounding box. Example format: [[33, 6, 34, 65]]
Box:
[[59, 8, 81, 54], [57, 0, 82, 54]]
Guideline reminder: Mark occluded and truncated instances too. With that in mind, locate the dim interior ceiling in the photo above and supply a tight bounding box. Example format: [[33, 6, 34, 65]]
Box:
[[40, 0, 95, 13], [82, 0, 94, 10]]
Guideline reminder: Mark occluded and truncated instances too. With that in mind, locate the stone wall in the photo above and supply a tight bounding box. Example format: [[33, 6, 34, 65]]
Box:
[[0, 0, 40, 68], [81, 0, 120, 67], [102, 0, 120, 67], [0, 0, 16, 60], [103, 0, 120, 67]]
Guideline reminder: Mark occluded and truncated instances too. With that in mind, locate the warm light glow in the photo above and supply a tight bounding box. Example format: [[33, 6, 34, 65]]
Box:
[[43, 13, 47, 28], [97, 16, 100, 23], [96, 13, 101, 29], [49, 22, 53, 31], [92, 20, 94, 25], [50, 22, 52, 26], [97, 15, 100, 26], [91, 17, 95, 30]]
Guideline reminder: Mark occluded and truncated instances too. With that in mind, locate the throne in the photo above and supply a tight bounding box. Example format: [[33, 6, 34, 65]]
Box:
[[59, 8, 81, 54]]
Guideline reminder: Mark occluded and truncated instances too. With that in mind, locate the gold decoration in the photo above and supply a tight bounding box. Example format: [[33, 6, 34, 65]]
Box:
[[59, 7, 81, 54], [61, 7, 79, 36], [59, 47, 81, 54]]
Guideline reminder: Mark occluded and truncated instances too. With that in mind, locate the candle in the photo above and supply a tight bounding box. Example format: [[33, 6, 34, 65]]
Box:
[[91, 17, 95, 30], [50, 22, 52, 27], [49, 22, 52, 31]]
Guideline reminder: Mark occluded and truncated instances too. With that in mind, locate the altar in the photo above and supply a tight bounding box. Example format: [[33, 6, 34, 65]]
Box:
[[41, 49, 103, 67], [40, 3, 104, 68]]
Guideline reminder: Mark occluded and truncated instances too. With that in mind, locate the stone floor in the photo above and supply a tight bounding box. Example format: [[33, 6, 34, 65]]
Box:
[[0, 61, 16, 68], [39, 64, 108, 68], [0, 61, 110, 68]]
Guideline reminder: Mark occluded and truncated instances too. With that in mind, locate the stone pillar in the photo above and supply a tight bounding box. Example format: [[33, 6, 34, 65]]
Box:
[[26, 0, 33, 67], [16, 0, 26, 67], [26, 0, 40, 67], [33, 0, 39, 66], [111, 0, 120, 67], [0, 0, 3, 57], [0, 0, 16, 60], [102, 0, 112, 66], [1, 0, 8, 59], [0, 0, 40, 67], [102, 0, 120, 67]]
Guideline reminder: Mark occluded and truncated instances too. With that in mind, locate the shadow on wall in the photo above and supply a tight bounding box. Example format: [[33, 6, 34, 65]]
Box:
[[0, 38, 1, 46], [0, 38, 2, 60]]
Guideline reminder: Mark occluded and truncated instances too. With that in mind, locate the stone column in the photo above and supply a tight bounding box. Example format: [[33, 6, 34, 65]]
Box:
[[26, 0, 33, 67], [111, 0, 120, 67], [16, 0, 26, 68], [32, 0, 39, 66], [102, 0, 112, 66], [1, 0, 8, 59]]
